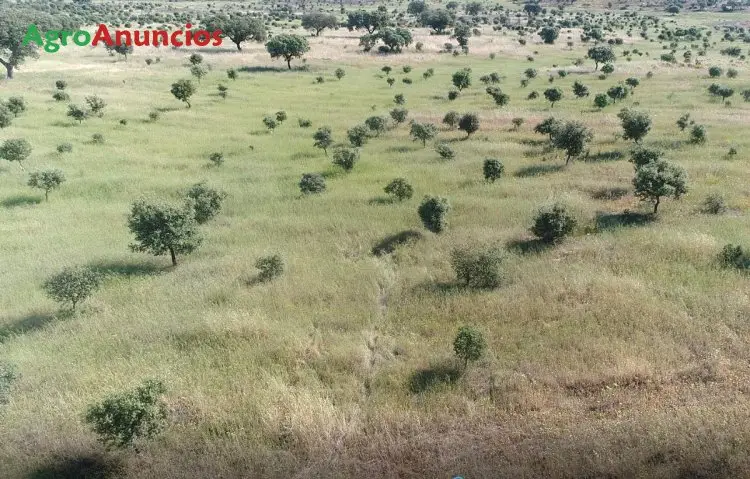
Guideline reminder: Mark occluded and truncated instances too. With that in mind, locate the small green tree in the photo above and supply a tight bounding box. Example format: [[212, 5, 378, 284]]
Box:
[[552, 121, 593, 164], [689, 124, 707, 144], [544, 87, 563, 107], [313, 127, 334, 156], [572, 81, 590, 98], [43, 267, 102, 312], [617, 108, 652, 144], [534, 117, 560, 141], [263, 116, 278, 131], [453, 326, 486, 369], [587, 45, 616, 70], [186, 182, 227, 224], [347, 124, 370, 147], [593, 93, 609, 109], [299, 173, 326, 194], [384, 178, 414, 201], [633, 159, 688, 214], [435, 143, 455, 159], [266, 34, 310, 69], [410, 122, 438, 147], [394, 93, 406, 105], [607, 85, 628, 103], [334, 68, 346, 80], [531, 203, 577, 243], [418, 196, 450, 233], [127, 200, 202, 266], [451, 246, 503, 289], [442, 111, 460, 129], [0, 138, 32, 169], [189, 65, 207, 82], [332, 147, 359, 171], [719, 244, 750, 271], [227, 68, 237, 80], [275, 111, 287, 123], [708, 66, 722, 78], [170, 79, 196, 108], [452, 68, 471, 91], [255, 255, 285, 281], [85, 95, 106, 117], [676, 113, 693, 131], [538, 26, 559, 44], [458, 113, 480, 137], [189, 53, 203, 65], [365, 116, 387, 136], [5, 96, 26, 117], [28, 169, 65, 201], [601, 63, 615, 75], [84, 379, 168, 451], [390, 108, 408, 125], [629, 147, 663, 168], [483, 158, 504, 182], [486, 87, 510, 106], [67, 104, 88, 124]]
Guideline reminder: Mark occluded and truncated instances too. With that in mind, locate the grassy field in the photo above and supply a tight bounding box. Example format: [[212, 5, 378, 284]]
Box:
[[2, 15, 750, 478]]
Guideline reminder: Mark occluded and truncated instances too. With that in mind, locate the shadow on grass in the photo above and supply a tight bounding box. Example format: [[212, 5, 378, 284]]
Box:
[[412, 281, 466, 296], [514, 164, 565, 178], [584, 150, 625, 162], [590, 187, 629, 200], [385, 145, 420, 153], [595, 211, 655, 231], [29, 453, 124, 479], [517, 138, 549, 147], [155, 106, 181, 113], [372, 230, 424, 256], [87, 260, 165, 278], [49, 121, 77, 128], [2, 195, 42, 208], [506, 238, 553, 255], [0, 311, 71, 343], [368, 196, 396, 206], [409, 360, 463, 394], [238, 66, 288, 73]]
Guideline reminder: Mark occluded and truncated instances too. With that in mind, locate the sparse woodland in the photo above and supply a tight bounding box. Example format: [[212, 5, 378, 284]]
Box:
[[2, 0, 750, 477]]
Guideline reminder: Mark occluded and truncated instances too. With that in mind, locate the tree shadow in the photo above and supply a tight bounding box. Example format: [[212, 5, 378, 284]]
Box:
[[595, 210, 655, 231], [0, 311, 71, 343], [517, 138, 548, 147], [238, 66, 286, 73], [385, 145, 420, 153], [29, 453, 124, 479], [506, 238, 552, 255], [2, 195, 42, 208], [249, 130, 272, 136], [412, 281, 466, 296], [372, 230, 423, 256], [584, 150, 625, 162], [50, 121, 77, 128], [589, 187, 629, 200], [514, 164, 564, 178], [409, 360, 463, 394], [86, 260, 165, 278], [155, 106, 180, 113], [368, 196, 396, 206]]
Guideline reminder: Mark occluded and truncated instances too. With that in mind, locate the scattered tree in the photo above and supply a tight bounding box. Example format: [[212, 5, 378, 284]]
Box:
[[539, 26, 559, 44], [483, 159, 504, 182], [552, 121, 593, 164], [453, 326, 486, 369], [170, 80, 196, 108], [67, 104, 88, 123], [0, 138, 32, 168], [384, 178, 414, 201], [617, 108, 652, 144], [632, 159, 688, 214], [365, 116, 387, 136], [410, 122, 438, 147], [452, 68, 471, 91], [332, 147, 359, 171], [544, 87, 563, 107], [531, 203, 577, 243], [43, 266, 102, 312], [301, 12, 338, 36], [299, 173, 326, 194], [573, 81, 590, 98], [588, 45, 616, 70], [186, 182, 227, 224], [127, 199, 202, 266], [28, 169, 65, 201], [347, 124, 369, 147], [313, 127, 334, 156], [418, 196, 450, 233], [207, 15, 267, 51], [390, 108, 408, 125], [255, 255, 285, 282], [266, 34, 310, 69], [5, 96, 26, 117], [458, 113, 480, 137]]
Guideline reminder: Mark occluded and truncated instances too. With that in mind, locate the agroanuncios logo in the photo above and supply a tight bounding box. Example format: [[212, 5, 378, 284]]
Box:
[[22, 23, 224, 53]]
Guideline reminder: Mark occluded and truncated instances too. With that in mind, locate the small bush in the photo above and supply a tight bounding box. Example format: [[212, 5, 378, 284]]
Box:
[[52, 91, 70, 102], [43, 266, 103, 312], [85, 379, 168, 450], [57, 143, 73, 153], [299, 173, 326, 194], [255, 254, 285, 282], [719, 244, 750, 271], [448, 90, 459, 100], [384, 178, 413, 201], [435, 143, 455, 160], [483, 158, 504, 182], [442, 111, 460, 129], [418, 196, 450, 233], [531, 203, 577, 244], [701, 193, 727, 214], [92, 133, 105, 144], [55, 80, 68, 90], [453, 326, 486, 369], [186, 182, 227, 224], [334, 68, 346, 80], [332, 147, 359, 171], [394, 93, 406, 105], [148, 111, 160, 122], [209, 152, 224, 166], [451, 246, 503, 289], [689, 124, 707, 144]]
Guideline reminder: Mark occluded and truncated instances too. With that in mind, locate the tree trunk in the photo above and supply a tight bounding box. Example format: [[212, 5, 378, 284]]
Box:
[[653, 198, 660, 214], [566, 154, 572, 165], [169, 247, 177, 266], [0, 59, 13, 79], [286, 58, 292, 69], [235, 41, 242, 51], [45, 190, 49, 201]]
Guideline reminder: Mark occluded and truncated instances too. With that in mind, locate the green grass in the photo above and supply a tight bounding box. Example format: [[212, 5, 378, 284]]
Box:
[[2, 18, 750, 478]]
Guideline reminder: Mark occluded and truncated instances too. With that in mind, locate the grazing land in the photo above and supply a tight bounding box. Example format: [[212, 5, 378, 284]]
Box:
[[2, 1, 750, 477]]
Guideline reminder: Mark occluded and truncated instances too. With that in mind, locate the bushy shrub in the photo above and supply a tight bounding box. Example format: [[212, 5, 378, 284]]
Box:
[[85, 95, 107, 117], [53, 91, 70, 102], [384, 178, 413, 201], [719, 244, 750, 271], [55, 80, 68, 90], [255, 254, 285, 281], [394, 93, 406, 105], [483, 158, 504, 182], [28, 169, 66, 201], [418, 196, 450, 233], [298, 118, 312, 128], [92, 133, 105, 144], [450, 246, 503, 289], [57, 143, 73, 153], [43, 267, 103, 312], [332, 147, 359, 171], [347, 124, 370, 147], [458, 113, 480, 137], [531, 203, 577, 243], [365, 116, 387, 136], [435, 143, 455, 159], [453, 326, 486, 368], [299, 173, 326, 194], [689, 124, 707, 144], [186, 182, 227, 224], [85, 379, 168, 451], [390, 108, 408, 125], [701, 193, 726, 214], [0, 361, 19, 405], [447, 90, 459, 100], [443, 111, 460, 129]]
